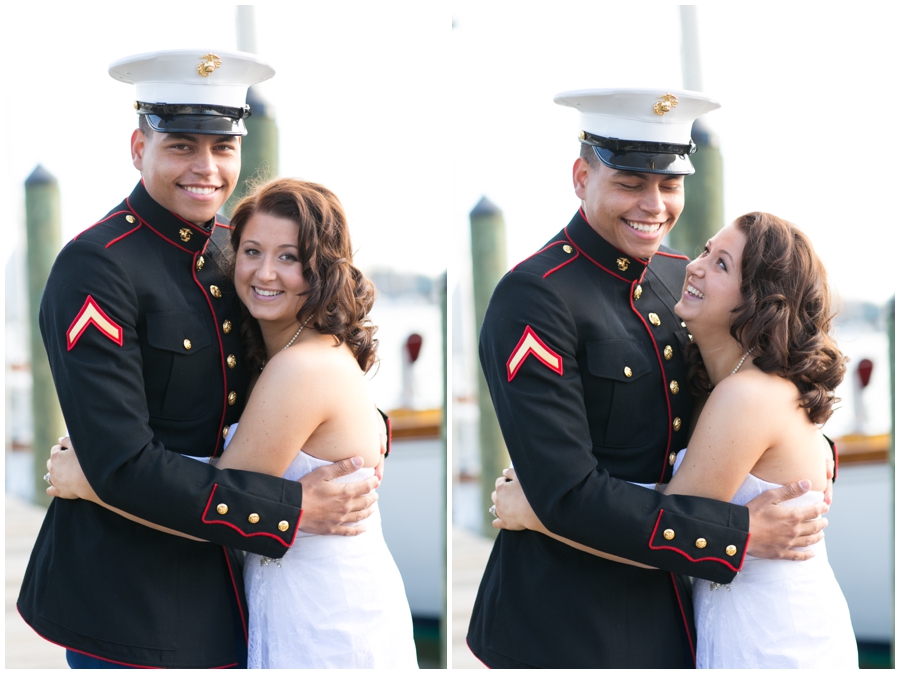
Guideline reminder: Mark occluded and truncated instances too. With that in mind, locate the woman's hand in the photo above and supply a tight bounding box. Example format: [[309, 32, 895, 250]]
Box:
[[46, 438, 97, 502], [491, 468, 544, 532]]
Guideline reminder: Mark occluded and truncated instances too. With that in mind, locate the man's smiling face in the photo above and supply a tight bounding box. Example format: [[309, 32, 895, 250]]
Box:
[[131, 128, 241, 225], [574, 159, 685, 260]]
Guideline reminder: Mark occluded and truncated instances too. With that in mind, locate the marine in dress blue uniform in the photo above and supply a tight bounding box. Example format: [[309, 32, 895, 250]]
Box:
[[17, 51, 313, 668], [467, 89, 751, 668]]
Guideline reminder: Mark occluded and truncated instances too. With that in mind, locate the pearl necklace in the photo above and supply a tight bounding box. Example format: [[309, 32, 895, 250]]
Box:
[[731, 347, 754, 375], [260, 315, 314, 371]]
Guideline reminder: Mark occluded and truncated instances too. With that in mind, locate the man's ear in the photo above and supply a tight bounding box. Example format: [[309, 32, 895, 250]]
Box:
[[131, 129, 145, 172], [572, 157, 589, 200]]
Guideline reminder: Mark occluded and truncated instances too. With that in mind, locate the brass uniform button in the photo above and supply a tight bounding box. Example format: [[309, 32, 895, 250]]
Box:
[[673, 417, 682, 431], [688, 333, 693, 341], [726, 545, 737, 557], [695, 538, 707, 549], [617, 257, 630, 272], [179, 227, 192, 242], [216, 503, 228, 515], [223, 426, 230, 439], [223, 319, 232, 334], [125, 214, 136, 224], [227, 354, 237, 369], [183, 339, 192, 350], [210, 285, 222, 298], [669, 380, 680, 395], [663, 529, 675, 541], [680, 321, 687, 328], [278, 520, 290, 532], [196, 255, 205, 271], [228, 391, 237, 406], [633, 284, 642, 300], [663, 345, 673, 361], [563, 244, 573, 254], [669, 452, 677, 466], [624, 366, 633, 378], [648, 313, 661, 326], [248, 513, 260, 524]]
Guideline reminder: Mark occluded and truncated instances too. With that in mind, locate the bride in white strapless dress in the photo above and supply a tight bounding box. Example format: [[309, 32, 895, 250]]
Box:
[[669, 449, 857, 668], [221, 425, 417, 669]]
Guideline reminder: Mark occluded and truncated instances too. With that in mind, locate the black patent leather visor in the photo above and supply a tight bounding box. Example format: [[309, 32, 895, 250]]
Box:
[[137, 102, 251, 136], [593, 145, 695, 175]]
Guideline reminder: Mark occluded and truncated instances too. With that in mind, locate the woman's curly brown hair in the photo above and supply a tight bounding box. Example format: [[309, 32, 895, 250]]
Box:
[[229, 178, 378, 373], [685, 212, 846, 424]]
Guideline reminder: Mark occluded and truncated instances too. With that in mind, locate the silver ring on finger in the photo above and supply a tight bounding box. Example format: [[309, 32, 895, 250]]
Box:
[[489, 504, 497, 517], [43, 472, 52, 486]]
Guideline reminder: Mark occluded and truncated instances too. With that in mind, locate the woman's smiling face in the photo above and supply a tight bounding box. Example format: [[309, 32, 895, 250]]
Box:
[[234, 212, 308, 330], [675, 221, 747, 335]]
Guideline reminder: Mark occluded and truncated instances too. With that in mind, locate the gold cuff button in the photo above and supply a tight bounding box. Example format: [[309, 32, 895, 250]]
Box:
[[223, 426, 229, 439], [278, 520, 290, 532], [125, 214, 136, 224], [726, 545, 737, 557], [216, 503, 228, 515], [624, 366, 633, 378], [183, 339, 192, 350], [633, 284, 642, 300], [673, 417, 682, 431], [196, 255, 205, 271], [669, 380, 680, 395], [179, 227, 192, 242], [695, 538, 707, 549], [248, 513, 260, 524], [228, 391, 237, 406], [663, 529, 675, 540], [210, 285, 222, 298], [223, 319, 232, 334], [563, 244, 573, 254], [227, 354, 236, 369], [617, 256, 630, 271], [669, 452, 677, 466], [663, 345, 673, 361], [648, 312, 661, 326]]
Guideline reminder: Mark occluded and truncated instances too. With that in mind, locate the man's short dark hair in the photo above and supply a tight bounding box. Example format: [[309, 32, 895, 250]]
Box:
[[580, 142, 600, 168], [138, 114, 154, 136]]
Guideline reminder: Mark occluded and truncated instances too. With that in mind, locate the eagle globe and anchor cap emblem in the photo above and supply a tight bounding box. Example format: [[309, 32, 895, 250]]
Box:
[[653, 93, 679, 116], [197, 53, 222, 77]]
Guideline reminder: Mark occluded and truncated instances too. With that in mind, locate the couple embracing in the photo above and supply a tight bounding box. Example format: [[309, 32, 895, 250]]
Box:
[[468, 89, 858, 668], [18, 50, 417, 668]]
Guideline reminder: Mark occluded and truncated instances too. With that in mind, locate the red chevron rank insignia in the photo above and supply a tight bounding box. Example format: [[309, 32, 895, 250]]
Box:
[[67, 296, 123, 351], [507, 326, 563, 381]]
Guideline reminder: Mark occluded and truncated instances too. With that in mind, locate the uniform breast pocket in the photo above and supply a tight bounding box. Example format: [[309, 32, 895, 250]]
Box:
[[143, 312, 213, 421], [585, 340, 654, 448]]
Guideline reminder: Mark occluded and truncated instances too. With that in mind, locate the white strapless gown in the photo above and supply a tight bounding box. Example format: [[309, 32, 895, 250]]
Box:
[[223, 425, 419, 669], [672, 449, 859, 669]]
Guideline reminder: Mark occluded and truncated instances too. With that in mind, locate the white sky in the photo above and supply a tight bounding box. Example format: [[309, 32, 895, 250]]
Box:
[[451, 3, 898, 306], [1, 3, 449, 278]]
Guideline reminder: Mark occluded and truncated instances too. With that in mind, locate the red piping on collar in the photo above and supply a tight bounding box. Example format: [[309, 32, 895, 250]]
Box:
[[138, 178, 213, 234], [655, 250, 690, 261], [126, 196, 199, 254]]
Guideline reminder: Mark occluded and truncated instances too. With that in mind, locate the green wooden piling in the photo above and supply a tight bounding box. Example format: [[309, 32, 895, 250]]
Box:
[[470, 196, 510, 536], [25, 165, 66, 506], [224, 86, 280, 217]]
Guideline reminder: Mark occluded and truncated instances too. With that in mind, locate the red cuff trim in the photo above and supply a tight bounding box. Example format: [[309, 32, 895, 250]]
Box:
[[201, 484, 295, 547], [670, 573, 696, 666], [648, 509, 743, 572]]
